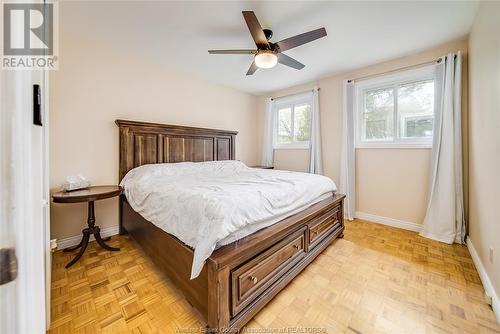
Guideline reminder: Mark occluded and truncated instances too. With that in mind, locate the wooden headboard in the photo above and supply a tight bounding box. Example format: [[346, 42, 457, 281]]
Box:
[[116, 120, 238, 181]]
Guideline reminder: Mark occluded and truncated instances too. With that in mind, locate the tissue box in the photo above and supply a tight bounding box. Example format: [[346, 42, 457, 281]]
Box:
[[61, 175, 90, 192]]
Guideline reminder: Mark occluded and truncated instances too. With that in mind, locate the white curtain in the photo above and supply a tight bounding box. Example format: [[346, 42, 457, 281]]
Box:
[[309, 87, 323, 174], [261, 98, 274, 167], [420, 52, 465, 243], [340, 80, 356, 220]]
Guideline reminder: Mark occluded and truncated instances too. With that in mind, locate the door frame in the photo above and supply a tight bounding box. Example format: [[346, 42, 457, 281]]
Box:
[[42, 0, 51, 329]]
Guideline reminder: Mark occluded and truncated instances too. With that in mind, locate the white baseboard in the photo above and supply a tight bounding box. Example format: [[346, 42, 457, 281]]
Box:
[[56, 225, 120, 250], [466, 237, 500, 324], [354, 211, 422, 232]]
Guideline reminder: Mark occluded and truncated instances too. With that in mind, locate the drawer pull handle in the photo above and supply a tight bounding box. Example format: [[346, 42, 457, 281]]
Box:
[[293, 244, 299, 250], [249, 276, 258, 284]]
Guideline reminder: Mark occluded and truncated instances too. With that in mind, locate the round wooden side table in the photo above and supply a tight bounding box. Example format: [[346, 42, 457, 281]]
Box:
[[52, 185, 122, 268]]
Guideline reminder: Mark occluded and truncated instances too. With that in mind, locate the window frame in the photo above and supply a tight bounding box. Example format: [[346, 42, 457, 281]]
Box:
[[354, 65, 436, 149], [272, 92, 313, 150]]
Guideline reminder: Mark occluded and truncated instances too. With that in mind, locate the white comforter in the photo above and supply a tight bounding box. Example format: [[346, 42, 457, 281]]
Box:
[[120, 160, 336, 279]]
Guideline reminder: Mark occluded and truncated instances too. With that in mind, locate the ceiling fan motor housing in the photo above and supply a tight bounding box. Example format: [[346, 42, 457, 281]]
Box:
[[263, 29, 273, 41]]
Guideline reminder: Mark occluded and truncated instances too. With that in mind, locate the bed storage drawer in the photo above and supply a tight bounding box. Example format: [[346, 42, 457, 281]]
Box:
[[308, 204, 341, 249], [231, 227, 306, 316]]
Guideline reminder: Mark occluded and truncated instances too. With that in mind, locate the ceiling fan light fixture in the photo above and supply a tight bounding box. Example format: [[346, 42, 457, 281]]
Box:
[[208, 11, 327, 75], [254, 50, 278, 69]]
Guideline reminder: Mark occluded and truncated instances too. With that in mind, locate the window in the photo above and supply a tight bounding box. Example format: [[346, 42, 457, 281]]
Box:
[[273, 93, 312, 149], [355, 66, 435, 148]]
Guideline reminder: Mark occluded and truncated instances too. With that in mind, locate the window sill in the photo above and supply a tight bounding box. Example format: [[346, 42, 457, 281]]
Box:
[[273, 145, 310, 150], [356, 143, 432, 149]]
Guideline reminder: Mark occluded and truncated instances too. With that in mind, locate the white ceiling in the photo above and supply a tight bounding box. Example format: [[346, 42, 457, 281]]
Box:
[[63, 1, 479, 95]]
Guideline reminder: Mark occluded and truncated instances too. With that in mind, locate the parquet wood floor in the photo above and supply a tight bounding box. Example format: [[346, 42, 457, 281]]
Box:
[[49, 220, 500, 333]]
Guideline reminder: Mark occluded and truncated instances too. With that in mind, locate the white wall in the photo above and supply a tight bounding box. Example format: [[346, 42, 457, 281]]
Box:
[[49, 3, 259, 240], [468, 0, 500, 315]]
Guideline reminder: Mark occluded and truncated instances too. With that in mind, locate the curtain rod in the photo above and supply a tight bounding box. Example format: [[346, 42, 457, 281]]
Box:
[[270, 88, 320, 101], [347, 55, 452, 83], [269, 54, 456, 96]]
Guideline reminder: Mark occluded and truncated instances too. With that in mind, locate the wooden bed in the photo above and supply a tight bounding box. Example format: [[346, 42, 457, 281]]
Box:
[[116, 119, 345, 332]]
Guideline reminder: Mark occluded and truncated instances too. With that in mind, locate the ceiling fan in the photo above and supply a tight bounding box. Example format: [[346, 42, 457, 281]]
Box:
[[208, 11, 327, 75]]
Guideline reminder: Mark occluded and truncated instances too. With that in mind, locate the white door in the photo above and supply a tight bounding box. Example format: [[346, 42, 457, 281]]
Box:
[[0, 1, 50, 332], [0, 64, 49, 334], [0, 68, 21, 328]]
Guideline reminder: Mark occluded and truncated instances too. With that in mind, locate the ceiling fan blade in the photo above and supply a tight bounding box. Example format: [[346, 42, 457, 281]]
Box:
[[242, 11, 270, 50], [277, 53, 305, 70], [275, 27, 327, 52], [246, 60, 258, 76], [208, 49, 257, 55]]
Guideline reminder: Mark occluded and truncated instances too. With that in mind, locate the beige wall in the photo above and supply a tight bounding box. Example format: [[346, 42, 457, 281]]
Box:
[[355, 149, 431, 223], [50, 12, 259, 240], [258, 38, 468, 224], [468, 1, 500, 305], [273, 149, 310, 172]]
